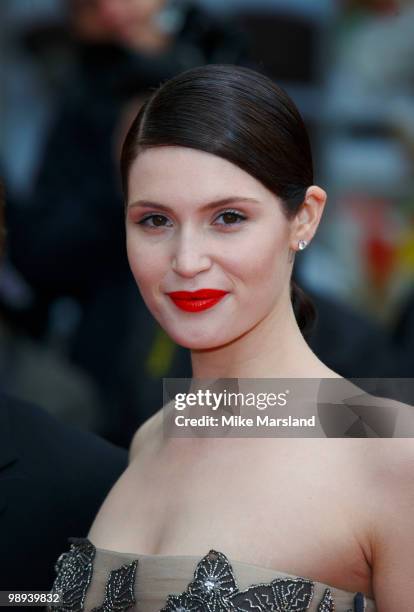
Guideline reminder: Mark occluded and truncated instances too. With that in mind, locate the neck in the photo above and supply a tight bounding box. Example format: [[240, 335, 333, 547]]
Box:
[[190, 293, 334, 380]]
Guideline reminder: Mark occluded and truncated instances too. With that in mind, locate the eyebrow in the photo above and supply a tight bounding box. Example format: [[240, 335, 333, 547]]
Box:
[[127, 197, 260, 212]]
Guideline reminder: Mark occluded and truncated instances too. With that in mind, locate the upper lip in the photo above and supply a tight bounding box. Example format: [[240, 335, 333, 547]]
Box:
[[166, 289, 228, 299]]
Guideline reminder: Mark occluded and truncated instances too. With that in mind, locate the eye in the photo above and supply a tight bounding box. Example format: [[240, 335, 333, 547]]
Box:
[[214, 209, 247, 226], [137, 214, 173, 229], [136, 209, 247, 230]]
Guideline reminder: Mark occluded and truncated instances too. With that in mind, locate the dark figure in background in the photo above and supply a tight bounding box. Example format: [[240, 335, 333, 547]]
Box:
[[0, 182, 127, 593], [6, 0, 250, 446], [0, 395, 127, 593]]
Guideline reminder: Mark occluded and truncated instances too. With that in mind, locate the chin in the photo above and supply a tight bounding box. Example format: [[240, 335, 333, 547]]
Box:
[[167, 321, 248, 352], [164, 325, 230, 351], [169, 333, 219, 351]]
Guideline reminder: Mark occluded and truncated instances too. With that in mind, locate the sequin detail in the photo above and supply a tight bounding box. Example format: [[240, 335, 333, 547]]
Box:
[[161, 549, 316, 611], [49, 538, 371, 611], [317, 588, 335, 611], [91, 560, 138, 612], [47, 537, 95, 611]]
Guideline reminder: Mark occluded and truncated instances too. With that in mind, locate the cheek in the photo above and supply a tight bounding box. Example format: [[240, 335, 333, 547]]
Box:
[[126, 236, 162, 298], [226, 227, 289, 294]]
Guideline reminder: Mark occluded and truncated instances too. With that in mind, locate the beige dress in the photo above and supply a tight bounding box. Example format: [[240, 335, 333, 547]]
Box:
[[47, 537, 376, 611]]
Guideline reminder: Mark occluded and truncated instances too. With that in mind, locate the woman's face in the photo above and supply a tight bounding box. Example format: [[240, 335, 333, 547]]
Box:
[[126, 146, 294, 350]]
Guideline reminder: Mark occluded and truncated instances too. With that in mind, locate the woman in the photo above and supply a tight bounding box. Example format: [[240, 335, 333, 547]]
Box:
[[48, 65, 413, 612]]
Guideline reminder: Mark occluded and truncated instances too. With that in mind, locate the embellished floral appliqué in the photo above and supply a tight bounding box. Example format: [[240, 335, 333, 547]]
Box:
[[91, 560, 138, 612], [161, 549, 325, 611], [317, 588, 335, 612], [48, 538, 138, 612], [48, 539, 368, 611], [48, 537, 95, 611]]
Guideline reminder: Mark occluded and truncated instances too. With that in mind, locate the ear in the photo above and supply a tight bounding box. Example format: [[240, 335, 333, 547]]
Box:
[[289, 185, 327, 251]]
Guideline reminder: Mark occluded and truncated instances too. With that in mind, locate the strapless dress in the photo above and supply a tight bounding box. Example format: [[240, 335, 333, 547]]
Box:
[[46, 537, 376, 611]]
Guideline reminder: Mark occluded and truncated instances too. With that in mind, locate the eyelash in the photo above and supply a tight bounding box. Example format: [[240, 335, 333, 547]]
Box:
[[137, 209, 247, 230]]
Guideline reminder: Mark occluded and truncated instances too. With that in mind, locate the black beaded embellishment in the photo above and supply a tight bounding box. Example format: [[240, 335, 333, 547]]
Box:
[[48, 538, 369, 612], [91, 559, 138, 612], [47, 537, 95, 611], [161, 549, 319, 611], [317, 588, 335, 611]]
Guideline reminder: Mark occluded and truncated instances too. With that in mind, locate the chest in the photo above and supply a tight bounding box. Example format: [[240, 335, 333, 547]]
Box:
[[89, 439, 373, 596]]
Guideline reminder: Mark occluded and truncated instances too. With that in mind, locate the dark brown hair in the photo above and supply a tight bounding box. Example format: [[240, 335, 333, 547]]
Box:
[[120, 64, 316, 337]]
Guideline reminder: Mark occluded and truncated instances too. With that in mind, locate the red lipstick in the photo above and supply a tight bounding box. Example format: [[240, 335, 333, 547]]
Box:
[[166, 289, 229, 312]]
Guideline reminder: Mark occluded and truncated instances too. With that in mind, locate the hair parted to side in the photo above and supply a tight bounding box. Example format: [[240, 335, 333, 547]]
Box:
[[120, 64, 316, 338]]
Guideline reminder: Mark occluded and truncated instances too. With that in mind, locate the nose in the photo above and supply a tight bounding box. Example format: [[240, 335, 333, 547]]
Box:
[[171, 227, 212, 278]]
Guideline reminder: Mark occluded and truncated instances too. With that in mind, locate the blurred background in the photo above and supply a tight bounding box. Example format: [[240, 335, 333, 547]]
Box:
[[0, 0, 413, 447]]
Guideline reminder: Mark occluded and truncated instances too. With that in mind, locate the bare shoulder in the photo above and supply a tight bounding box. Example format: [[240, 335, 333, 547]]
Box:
[[353, 390, 414, 476], [360, 417, 414, 609], [128, 401, 173, 463], [357, 406, 414, 543], [128, 409, 162, 463], [366, 435, 414, 486], [358, 390, 414, 438]]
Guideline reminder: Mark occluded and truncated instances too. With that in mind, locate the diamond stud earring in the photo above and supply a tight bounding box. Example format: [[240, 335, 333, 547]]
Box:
[[298, 240, 308, 251]]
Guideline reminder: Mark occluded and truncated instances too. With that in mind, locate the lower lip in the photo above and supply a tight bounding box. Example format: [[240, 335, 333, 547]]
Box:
[[168, 295, 227, 312]]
